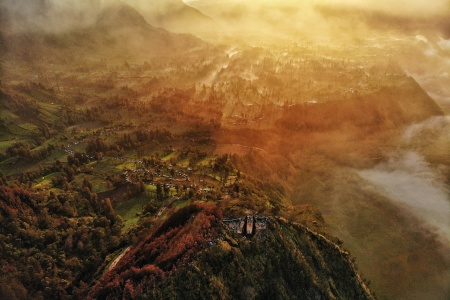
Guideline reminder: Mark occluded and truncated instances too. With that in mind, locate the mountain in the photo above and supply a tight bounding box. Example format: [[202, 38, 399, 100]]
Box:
[[88, 203, 374, 299], [96, 2, 150, 29], [0, 0, 103, 34], [126, 0, 214, 34], [1, 1, 449, 299], [0, 1, 207, 62], [91, 2, 207, 57], [186, 0, 450, 42]]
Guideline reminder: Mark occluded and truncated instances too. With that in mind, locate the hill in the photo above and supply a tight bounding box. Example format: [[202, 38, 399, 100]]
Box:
[[126, 0, 214, 34], [0, 1, 206, 63], [89, 203, 374, 300], [0, 1, 449, 299]]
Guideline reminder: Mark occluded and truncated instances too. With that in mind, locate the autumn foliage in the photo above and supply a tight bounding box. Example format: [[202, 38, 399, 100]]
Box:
[[0, 185, 122, 300], [89, 203, 222, 300]]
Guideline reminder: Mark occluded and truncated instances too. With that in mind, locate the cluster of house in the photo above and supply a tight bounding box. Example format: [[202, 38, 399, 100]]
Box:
[[223, 216, 269, 237]]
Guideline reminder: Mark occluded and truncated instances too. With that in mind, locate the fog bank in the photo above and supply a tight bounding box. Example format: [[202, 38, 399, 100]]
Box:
[[360, 115, 450, 246], [1, 0, 107, 33]]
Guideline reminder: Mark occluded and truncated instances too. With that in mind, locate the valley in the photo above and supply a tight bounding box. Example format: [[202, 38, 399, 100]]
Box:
[[1, 0, 449, 299]]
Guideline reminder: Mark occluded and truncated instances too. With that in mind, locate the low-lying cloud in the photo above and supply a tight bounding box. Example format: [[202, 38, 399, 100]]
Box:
[[359, 151, 450, 244], [185, 0, 450, 43], [3, 0, 449, 40], [359, 116, 450, 245], [402, 116, 450, 144]]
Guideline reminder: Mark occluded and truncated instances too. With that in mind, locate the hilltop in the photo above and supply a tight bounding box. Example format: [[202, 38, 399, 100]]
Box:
[[89, 203, 374, 300], [1, 1, 449, 299], [1, 36, 448, 298], [126, 0, 213, 34], [0, 1, 207, 63]]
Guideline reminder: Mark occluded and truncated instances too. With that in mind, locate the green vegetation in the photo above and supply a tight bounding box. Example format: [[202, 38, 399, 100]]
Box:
[[88, 204, 373, 300], [1, 1, 449, 299], [0, 185, 123, 300], [115, 194, 152, 231]]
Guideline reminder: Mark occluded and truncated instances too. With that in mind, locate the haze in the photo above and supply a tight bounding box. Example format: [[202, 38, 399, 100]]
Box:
[[1, 0, 449, 299]]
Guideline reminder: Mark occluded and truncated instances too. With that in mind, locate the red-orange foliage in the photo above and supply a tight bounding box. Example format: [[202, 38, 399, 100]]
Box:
[[88, 203, 222, 300], [0, 186, 42, 213], [122, 280, 136, 300]]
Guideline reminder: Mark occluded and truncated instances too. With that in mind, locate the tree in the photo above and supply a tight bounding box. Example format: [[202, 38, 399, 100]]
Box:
[[82, 177, 93, 191], [156, 184, 163, 201]]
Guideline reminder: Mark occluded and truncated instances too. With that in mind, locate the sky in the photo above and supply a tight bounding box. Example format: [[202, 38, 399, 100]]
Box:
[[181, 0, 450, 41], [184, 0, 450, 16], [1, 0, 449, 43]]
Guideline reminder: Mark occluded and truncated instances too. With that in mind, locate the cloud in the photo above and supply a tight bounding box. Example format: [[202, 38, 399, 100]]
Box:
[[190, 0, 449, 17], [187, 0, 450, 39], [315, 0, 449, 17], [439, 37, 450, 50], [3, 0, 449, 39], [360, 116, 450, 245], [2, 0, 107, 33], [402, 116, 450, 144], [359, 151, 450, 244]]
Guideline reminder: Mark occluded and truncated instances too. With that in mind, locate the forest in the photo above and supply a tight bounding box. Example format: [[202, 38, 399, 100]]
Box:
[[1, 0, 449, 299]]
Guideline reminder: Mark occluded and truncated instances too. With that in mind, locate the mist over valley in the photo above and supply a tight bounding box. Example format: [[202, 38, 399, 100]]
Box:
[[0, 1, 449, 299]]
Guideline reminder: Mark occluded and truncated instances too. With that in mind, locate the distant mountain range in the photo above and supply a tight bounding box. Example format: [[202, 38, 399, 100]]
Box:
[[0, 1, 207, 61], [187, 0, 450, 39], [126, 0, 213, 33]]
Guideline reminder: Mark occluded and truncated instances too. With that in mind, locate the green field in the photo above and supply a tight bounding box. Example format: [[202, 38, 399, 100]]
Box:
[[115, 193, 154, 231], [162, 151, 178, 161]]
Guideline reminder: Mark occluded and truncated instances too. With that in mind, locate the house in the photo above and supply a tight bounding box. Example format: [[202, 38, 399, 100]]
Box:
[[223, 218, 244, 234], [237, 219, 245, 234], [246, 215, 254, 235], [223, 216, 269, 237], [255, 217, 268, 230]]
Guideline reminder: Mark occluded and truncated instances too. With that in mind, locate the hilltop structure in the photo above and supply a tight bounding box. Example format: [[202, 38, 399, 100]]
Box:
[[223, 216, 269, 236]]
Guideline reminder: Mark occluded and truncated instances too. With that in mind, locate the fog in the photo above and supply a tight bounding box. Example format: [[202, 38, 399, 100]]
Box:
[[314, 0, 448, 17], [359, 150, 450, 245], [1, 0, 106, 33], [361, 114, 450, 244], [186, 0, 450, 39], [1, 0, 180, 33], [2, 0, 450, 299], [186, 0, 449, 16], [399, 35, 450, 112], [3, 0, 449, 42], [0, 0, 213, 37], [403, 116, 450, 144]]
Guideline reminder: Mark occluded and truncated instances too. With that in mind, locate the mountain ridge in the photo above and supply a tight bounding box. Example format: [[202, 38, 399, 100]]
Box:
[[126, 0, 214, 33], [88, 203, 375, 300], [0, 1, 208, 62]]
